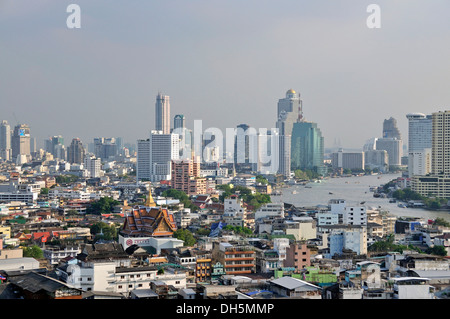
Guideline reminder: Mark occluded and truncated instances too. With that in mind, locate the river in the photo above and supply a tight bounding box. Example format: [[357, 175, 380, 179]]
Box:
[[273, 173, 450, 222]]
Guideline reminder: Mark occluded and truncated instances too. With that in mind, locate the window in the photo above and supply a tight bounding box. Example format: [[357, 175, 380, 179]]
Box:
[[118, 285, 122, 289], [175, 281, 180, 284], [87, 277, 92, 281], [128, 285, 133, 288]]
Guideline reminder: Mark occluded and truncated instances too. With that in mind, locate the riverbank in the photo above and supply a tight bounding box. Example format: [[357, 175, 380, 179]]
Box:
[[274, 173, 450, 222]]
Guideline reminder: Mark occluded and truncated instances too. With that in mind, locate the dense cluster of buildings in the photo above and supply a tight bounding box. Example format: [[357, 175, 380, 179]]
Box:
[[0, 90, 450, 301]]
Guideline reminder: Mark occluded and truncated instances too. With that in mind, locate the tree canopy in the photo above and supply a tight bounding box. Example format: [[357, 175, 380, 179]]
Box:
[[173, 229, 196, 247], [87, 197, 120, 215]]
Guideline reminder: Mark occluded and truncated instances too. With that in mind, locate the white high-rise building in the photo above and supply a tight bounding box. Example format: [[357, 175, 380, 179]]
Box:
[[406, 113, 432, 152], [155, 93, 171, 134], [408, 149, 432, 177], [0, 120, 11, 161], [137, 131, 179, 182], [411, 111, 450, 198], [376, 138, 403, 166], [84, 155, 102, 178], [406, 113, 432, 177]]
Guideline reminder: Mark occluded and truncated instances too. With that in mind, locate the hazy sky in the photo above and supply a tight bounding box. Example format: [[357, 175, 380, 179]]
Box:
[[1, 0, 450, 150]]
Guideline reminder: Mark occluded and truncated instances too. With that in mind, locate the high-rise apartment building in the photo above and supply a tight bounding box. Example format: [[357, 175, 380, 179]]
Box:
[[155, 93, 171, 134], [431, 111, 450, 176], [411, 111, 450, 198], [84, 155, 102, 178], [0, 120, 11, 161], [171, 158, 206, 195], [67, 138, 86, 164], [11, 124, 31, 162]]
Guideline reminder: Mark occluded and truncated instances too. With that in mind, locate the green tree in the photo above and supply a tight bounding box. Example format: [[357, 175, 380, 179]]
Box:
[[90, 222, 118, 241], [255, 175, 268, 185], [162, 189, 198, 211], [87, 197, 120, 215], [173, 229, 196, 246], [434, 218, 450, 227], [22, 245, 43, 259], [40, 187, 49, 195], [427, 245, 447, 256]]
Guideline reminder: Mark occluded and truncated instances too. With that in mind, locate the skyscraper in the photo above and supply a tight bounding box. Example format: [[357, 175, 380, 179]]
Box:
[[45, 135, 65, 160], [277, 89, 302, 139], [382, 117, 402, 139], [0, 120, 11, 161], [173, 114, 185, 130], [94, 137, 118, 160], [155, 92, 171, 134], [67, 138, 86, 164], [431, 111, 450, 176], [411, 110, 450, 198], [11, 124, 31, 162], [291, 121, 326, 175], [275, 89, 302, 178], [406, 113, 432, 177], [376, 138, 403, 167], [137, 131, 179, 182]]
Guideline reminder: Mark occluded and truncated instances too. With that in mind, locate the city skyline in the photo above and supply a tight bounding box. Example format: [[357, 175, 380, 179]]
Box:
[[1, 1, 450, 149]]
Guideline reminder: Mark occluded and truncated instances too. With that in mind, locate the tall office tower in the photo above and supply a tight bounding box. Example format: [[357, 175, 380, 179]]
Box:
[[278, 134, 291, 178], [67, 138, 86, 164], [45, 135, 65, 159], [0, 120, 11, 161], [406, 113, 432, 151], [234, 124, 255, 168], [277, 89, 302, 137], [376, 138, 403, 167], [94, 137, 118, 160], [406, 113, 432, 177], [11, 124, 31, 162], [291, 121, 326, 175], [173, 114, 192, 160], [30, 137, 37, 153], [431, 111, 450, 175], [257, 129, 279, 175], [173, 114, 185, 130], [137, 131, 179, 182], [116, 137, 124, 155], [137, 139, 151, 181], [383, 117, 402, 139], [155, 92, 171, 134], [84, 155, 102, 178]]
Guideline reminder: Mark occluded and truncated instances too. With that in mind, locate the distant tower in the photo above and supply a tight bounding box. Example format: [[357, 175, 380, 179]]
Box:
[[155, 93, 171, 134], [0, 120, 11, 161], [383, 117, 402, 139], [11, 124, 31, 162], [173, 114, 185, 130], [67, 138, 86, 164]]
